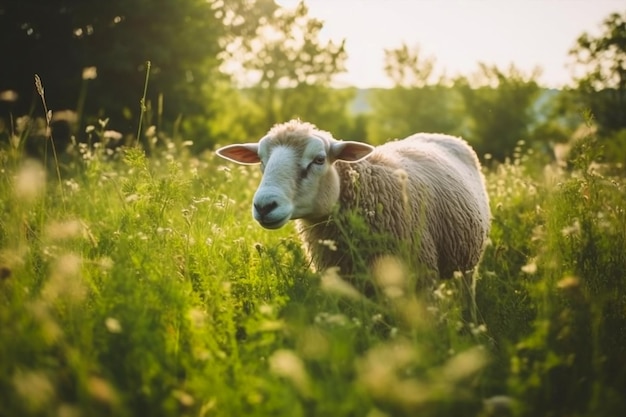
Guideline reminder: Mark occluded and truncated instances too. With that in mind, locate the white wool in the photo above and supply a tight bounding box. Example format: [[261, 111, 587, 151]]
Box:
[[216, 120, 491, 280]]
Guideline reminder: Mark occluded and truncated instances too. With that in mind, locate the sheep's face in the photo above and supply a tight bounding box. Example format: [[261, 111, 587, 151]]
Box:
[[216, 124, 374, 229]]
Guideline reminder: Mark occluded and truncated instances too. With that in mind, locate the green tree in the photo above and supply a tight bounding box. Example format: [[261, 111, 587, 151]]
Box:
[[224, 1, 350, 131], [367, 43, 462, 144], [0, 0, 225, 137], [454, 63, 542, 161], [568, 10, 626, 134]]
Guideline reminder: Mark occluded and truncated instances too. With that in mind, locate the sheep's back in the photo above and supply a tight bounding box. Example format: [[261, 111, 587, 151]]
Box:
[[374, 134, 490, 276], [298, 133, 490, 279]]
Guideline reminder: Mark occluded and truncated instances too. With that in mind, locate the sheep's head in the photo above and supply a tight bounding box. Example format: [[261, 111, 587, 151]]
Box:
[[216, 120, 374, 229]]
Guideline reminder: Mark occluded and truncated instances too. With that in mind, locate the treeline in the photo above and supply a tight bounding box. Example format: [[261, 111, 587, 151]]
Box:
[[0, 1, 625, 162]]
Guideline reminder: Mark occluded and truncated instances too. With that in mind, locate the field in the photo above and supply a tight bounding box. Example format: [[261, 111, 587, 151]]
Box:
[[1, 126, 626, 417]]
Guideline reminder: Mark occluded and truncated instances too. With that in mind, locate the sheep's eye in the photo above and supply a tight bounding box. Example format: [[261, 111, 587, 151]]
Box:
[[313, 155, 326, 165], [302, 155, 326, 179]]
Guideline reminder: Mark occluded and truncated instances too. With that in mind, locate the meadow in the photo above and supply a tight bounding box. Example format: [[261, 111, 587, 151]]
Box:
[[1, 120, 625, 417]]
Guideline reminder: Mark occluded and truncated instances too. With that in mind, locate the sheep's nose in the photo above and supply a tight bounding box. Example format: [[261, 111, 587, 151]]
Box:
[[254, 201, 278, 217]]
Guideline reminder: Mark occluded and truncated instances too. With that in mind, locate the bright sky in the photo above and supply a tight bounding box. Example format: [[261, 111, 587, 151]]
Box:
[[276, 0, 624, 88]]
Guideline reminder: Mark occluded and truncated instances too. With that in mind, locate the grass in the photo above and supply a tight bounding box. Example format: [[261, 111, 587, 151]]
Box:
[[1, 121, 625, 417]]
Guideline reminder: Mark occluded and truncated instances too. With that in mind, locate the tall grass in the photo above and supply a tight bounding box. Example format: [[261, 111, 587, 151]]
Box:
[[1, 120, 625, 417]]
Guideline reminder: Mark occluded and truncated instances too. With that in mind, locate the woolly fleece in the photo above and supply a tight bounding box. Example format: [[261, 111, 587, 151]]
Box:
[[295, 131, 491, 279]]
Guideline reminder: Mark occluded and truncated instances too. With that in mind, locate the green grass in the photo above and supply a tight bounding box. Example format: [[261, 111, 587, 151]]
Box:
[[1, 129, 625, 417]]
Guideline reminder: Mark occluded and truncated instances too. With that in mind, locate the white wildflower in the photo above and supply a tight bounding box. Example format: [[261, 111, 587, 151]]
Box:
[[105, 317, 122, 333]]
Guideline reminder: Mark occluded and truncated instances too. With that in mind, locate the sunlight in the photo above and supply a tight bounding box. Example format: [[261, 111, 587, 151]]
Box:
[[274, 0, 624, 88], [274, 0, 301, 6]]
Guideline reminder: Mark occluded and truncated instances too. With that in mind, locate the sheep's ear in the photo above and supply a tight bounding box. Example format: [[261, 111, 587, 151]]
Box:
[[215, 143, 261, 165], [330, 141, 375, 163]]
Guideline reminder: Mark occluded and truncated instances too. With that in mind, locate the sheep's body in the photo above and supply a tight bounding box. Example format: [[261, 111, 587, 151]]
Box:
[[216, 120, 490, 280], [297, 133, 491, 278]]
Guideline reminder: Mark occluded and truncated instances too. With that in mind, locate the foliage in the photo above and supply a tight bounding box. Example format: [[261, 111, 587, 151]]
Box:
[[455, 63, 542, 161], [366, 86, 463, 144], [382, 43, 440, 89], [366, 46, 544, 160], [224, 1, 349, 127], [366, 43, 463, 144], [568, 10, 626, 134], [2, 105, 626, 417], [0, 0, 227, 135]]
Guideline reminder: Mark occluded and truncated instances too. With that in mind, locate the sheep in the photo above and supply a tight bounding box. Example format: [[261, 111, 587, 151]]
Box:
[[216, 119, 490, 284]]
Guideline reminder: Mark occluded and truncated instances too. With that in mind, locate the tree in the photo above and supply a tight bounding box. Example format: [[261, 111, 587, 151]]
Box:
[[223, 1, 349, 129], [568, 11, 626, 134], [0, 0, 225, 137], [367, 43, 462, 144], [454, 63, 542, 161]]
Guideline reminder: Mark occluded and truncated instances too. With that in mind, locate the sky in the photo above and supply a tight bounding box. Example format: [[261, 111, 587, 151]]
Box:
[[275, 0, 625, 88]]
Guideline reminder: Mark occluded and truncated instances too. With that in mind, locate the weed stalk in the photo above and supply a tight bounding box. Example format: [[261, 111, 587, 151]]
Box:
[[136, 61, 152, 146], [34, 74, 66, 207]]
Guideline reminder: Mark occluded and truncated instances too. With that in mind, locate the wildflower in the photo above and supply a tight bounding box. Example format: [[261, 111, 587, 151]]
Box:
[[373, 255, 407, 299], [82, 66, 98, 80], [357, 341, 429, 408], [269, 349, 312, 397], [433, 282, 453, 300], [188, 309, 206, 328], [105, 317, 122, 333], [441, 346, 488, 382], [318, 239, 337, 251], [13, 370, 55, 410], [103, 130, 123, 141], [14, 159, 46, 202], [347, 166, 360, 184], [97, 257, 114, 271], [483, 395, 517, 416], [44, 220, 84, 241], [258, 304, 273, 316], [561, 220, 580, 237], [557, 276, 580, 290], [469, 323, 488, 337], [0, 89, 19, 102], [125, 194, 140, 203], [87, 376, 118, 405], [42, 253, 85, 304], [320, 267, 363, 300], [172, 390, 194, 407], [314, 312, 349, 327], [145, 125, 156, 138], [521, 260, 537, 274], [65, 179, 80, 193]]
